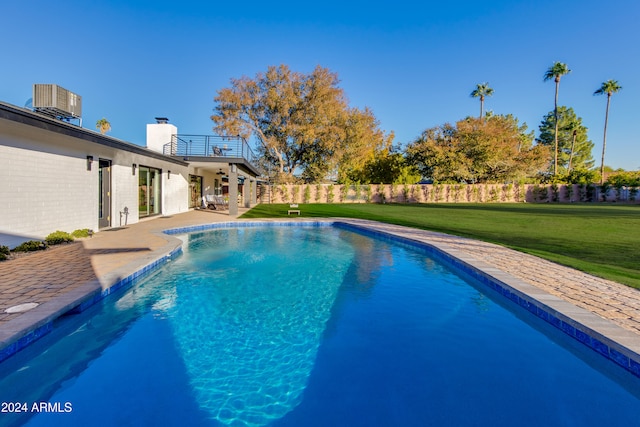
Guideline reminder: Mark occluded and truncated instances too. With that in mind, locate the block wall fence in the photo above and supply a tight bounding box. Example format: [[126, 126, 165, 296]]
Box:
[[260, 183, 640, 204]]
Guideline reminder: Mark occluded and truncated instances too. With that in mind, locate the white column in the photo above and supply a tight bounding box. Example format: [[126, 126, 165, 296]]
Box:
[[228, 164, 238, 216], [250, 178, 257, 205], [243, 178, 251, 208]]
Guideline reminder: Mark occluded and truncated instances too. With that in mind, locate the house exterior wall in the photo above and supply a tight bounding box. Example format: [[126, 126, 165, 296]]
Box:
[[0, 120, 99, 245], [0, 111, 191, 248], [163, 168, 189, 215]]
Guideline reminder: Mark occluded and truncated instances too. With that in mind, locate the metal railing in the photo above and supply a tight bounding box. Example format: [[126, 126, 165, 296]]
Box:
[[163, 134, 257, 164]]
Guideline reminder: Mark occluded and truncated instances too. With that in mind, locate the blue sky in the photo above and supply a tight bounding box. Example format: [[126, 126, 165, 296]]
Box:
[[3, 0, 639, 170]]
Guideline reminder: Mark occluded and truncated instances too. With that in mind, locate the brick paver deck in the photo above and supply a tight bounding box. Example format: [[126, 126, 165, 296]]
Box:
[[1, 211, 639, 359]]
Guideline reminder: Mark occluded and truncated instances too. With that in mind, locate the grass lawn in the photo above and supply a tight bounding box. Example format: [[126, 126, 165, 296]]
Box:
[[241, 203, 640, 289]]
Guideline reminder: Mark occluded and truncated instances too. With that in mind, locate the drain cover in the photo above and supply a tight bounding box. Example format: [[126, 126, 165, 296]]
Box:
[[5, 302, 39, 313]]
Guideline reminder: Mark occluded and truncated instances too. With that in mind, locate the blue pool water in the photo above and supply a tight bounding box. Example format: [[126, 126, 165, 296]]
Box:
[[1, 225, 640, 426]]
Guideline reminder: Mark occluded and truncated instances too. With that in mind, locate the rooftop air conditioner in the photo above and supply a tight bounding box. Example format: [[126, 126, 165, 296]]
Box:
[[33, 84, 82, 120]]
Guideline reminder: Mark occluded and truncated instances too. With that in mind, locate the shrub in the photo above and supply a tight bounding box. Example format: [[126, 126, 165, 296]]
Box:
[[550, 184, 560, 202], [403, 185, 411, 202], [45, 231, 75, 245], [377, 184, 386, 203], [327, 185, 335, 203], [14, 240, 48, 252], [354, 182, 362, 201], [585, 183, 597, 202], [340, 184, 349, 202], [599, 182, 612, 202], [0, 245, 9, 261], [72, 228, 91, 238], [303, 185, 311, 203]]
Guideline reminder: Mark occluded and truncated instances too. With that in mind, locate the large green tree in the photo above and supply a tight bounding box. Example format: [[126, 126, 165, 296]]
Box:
[[211, 64, 390, 183], [594, 79, 622, 184], [470, 82, 494, 120], [537, 106, 594, 173], [336, 107, 394, 183], [543, 61, 571, 175], [347, 146, 420, 184], [406, 115, 549, 183]]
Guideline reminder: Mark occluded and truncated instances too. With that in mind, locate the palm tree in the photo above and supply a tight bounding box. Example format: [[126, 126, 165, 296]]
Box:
[[470, 82, 494, 120], [96, 118, 111, 135], [594, 80, 622, 184], [543, 62, 571, 175]]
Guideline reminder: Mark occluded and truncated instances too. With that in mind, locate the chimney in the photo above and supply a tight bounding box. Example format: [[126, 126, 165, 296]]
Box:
[[146, 117, 177, 154]]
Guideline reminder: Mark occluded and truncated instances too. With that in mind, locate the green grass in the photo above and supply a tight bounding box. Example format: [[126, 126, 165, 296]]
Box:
[[241, 203, 640, 288]]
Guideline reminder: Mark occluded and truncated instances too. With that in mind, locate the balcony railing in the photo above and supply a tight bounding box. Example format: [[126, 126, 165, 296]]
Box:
[[163, 134, 258, 165]]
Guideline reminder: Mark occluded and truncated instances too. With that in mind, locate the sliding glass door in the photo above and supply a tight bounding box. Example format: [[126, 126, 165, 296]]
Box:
[[139, 166, 161, 217], [189, 175, 203, 208]]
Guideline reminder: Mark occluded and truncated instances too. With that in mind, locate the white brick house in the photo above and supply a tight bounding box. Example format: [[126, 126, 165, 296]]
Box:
[[0, 102, 260, 248]]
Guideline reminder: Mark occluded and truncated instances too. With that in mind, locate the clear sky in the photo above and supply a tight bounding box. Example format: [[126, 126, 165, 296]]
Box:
[[3, 0, 639, 170]]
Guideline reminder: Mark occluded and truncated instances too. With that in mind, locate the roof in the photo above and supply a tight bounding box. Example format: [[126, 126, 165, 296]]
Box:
[[0, 101, 188, 167]]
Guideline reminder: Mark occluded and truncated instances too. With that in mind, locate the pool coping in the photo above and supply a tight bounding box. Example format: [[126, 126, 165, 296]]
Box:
[[0, 234, 185, 363], [1, 218, 639, 379]]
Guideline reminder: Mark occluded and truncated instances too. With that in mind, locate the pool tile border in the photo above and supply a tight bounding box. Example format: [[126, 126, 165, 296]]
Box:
[[332, 220, 640, 379], [169, 219, 640, 378], [2, 218, 639, 381], [0, 246, 182, 363]]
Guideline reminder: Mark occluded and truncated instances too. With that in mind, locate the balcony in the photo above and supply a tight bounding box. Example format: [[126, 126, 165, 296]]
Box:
[[163, 134, 258, 166]]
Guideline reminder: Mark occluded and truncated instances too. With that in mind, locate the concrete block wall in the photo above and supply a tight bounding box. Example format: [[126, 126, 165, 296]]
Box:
[[263, 183, 640, 204]]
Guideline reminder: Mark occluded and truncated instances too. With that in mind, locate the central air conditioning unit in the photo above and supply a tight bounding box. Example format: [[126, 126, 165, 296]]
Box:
[[32, 84, 82, 122]]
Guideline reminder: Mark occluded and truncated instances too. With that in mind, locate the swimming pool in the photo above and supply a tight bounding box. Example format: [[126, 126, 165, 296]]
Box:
[[1, 223, 639, 426]]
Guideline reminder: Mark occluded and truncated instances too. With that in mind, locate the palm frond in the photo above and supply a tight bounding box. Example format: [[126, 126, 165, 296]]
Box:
[[543, 61, 571, 81], [594, 79, 622, 96]]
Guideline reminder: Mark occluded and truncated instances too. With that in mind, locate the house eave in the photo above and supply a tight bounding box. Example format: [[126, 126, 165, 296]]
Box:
[[0, 101, 188, 167]]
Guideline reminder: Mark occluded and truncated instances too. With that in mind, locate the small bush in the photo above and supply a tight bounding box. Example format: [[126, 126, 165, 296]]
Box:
[[303, 185, 311, 203], [72, 228, 91, 238], [0, 245, 9, 261], [14, 240, 48, 252], [45, 231, 75, 245]]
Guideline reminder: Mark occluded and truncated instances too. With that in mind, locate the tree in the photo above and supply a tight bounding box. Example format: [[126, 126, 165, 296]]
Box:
[[211, 64, 390, 183], [406, 116, 549, 183], [348, 146, 420, 184], [470, 82, 494, 120], [537, 106, 594, 173], [594, 80, 622, 184], [543, 61, 571, 175], [96, 118, 111, 135], [336, 107, 394, 183]]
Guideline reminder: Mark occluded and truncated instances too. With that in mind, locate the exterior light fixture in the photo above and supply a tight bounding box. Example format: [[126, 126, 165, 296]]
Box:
[[167, 170, 171, 179], [86, 155, 93, 171], [132, 164, 137, 175]]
